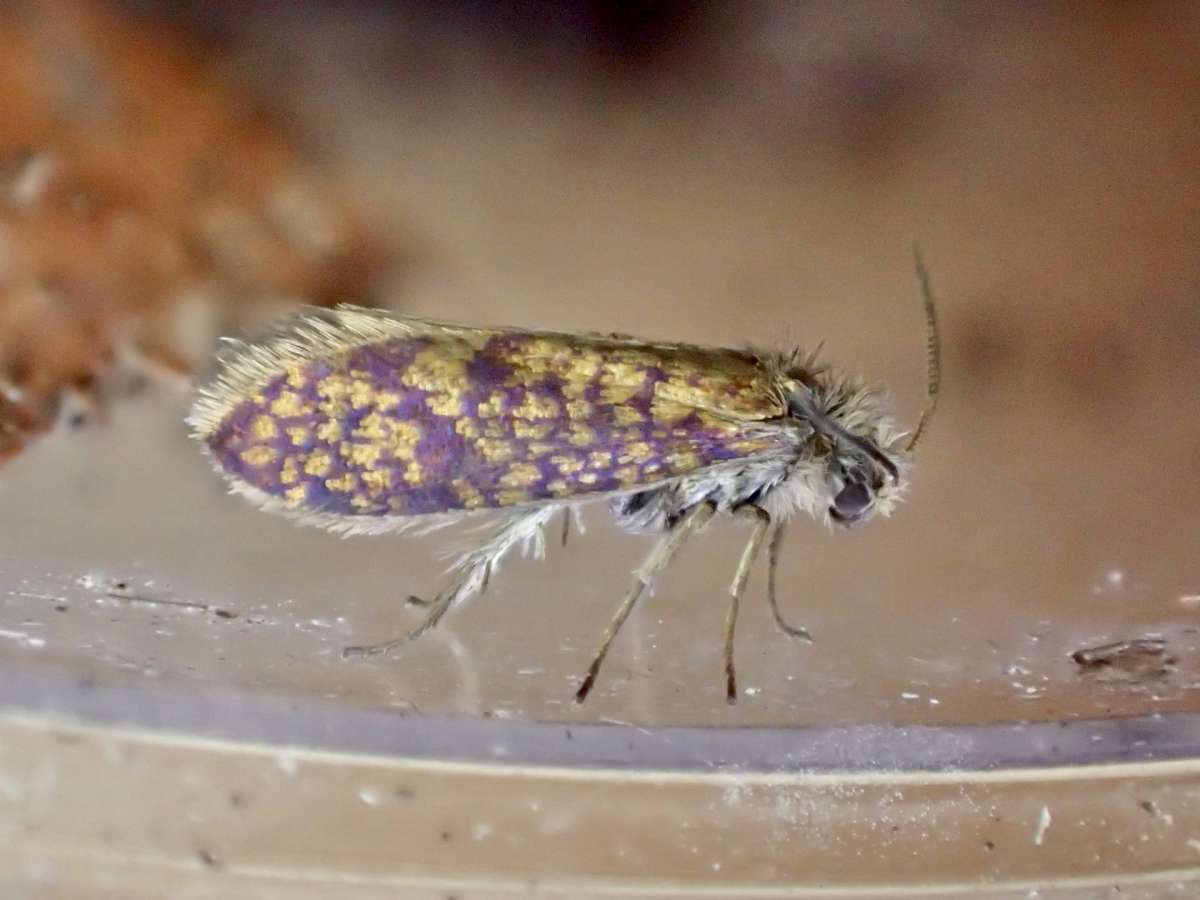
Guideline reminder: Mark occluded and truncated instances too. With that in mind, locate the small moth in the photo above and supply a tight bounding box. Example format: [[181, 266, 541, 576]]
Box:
[[188, 249, 940, 703]]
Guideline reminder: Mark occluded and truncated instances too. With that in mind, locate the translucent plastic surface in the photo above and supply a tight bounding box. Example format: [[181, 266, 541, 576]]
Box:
[[3, 4, 1200, 895]]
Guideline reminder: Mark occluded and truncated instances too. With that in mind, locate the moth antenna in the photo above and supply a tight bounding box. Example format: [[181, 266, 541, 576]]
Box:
[[904, 243, 941, 453]]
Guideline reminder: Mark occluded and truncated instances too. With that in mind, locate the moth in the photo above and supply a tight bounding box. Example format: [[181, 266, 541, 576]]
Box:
[[188, 250, 940, 703]]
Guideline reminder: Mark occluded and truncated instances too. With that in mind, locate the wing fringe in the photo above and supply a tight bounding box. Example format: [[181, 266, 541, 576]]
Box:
[[187, 305, 440, 440]]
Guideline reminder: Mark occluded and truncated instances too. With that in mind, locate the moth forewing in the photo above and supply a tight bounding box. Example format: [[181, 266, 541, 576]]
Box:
[[191, 253, 938, 703], [189, 307, 800, 525]]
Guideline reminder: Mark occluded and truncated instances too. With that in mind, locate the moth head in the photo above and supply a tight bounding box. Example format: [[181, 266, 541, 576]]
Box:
[[780, 379, 905, 527], [825, 440, 900, 528], [789, 244, 940, 529]]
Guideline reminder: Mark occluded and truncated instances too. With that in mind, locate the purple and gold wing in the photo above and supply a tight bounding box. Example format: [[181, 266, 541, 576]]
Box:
[[189, 307, 791, 529]]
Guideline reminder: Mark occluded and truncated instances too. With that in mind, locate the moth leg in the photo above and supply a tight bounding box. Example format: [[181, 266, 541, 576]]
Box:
[[724, 506, 771, 704], [575, 500, 716, 703], [766, 522, 813, 643], [342, 507, 556, 660]]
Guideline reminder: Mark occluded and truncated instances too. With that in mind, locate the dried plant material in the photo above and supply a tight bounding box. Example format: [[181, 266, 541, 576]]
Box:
[[1072, 638, 1176, 684], [0, 0, 393, 461]]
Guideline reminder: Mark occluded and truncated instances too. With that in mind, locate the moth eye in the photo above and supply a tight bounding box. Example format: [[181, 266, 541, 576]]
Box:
[[830, 481, 872, 522]]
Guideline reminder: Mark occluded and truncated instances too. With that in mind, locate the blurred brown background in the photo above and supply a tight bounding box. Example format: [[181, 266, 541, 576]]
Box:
[[4, 2, 1200, 896], [2, 0, 1199, 726]]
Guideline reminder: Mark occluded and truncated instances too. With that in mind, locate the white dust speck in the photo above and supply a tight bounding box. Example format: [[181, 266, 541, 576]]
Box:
[[276, 755, 299, 777], [1033, 805, 1051, 845], [900, 692, 920, 700], [1187, 838, 1200, 854], [472, 822, 493, 841], [744, 686, 760, 697], [0, 629, 43, 648], [358, 787, 384, 806], [928, 697, 941, 706], [1179, 595, 1200, 610], [722, 783, 750, 808]]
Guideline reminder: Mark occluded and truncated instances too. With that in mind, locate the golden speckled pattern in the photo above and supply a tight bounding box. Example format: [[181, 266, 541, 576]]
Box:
[[204, 328, 789, 518]]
